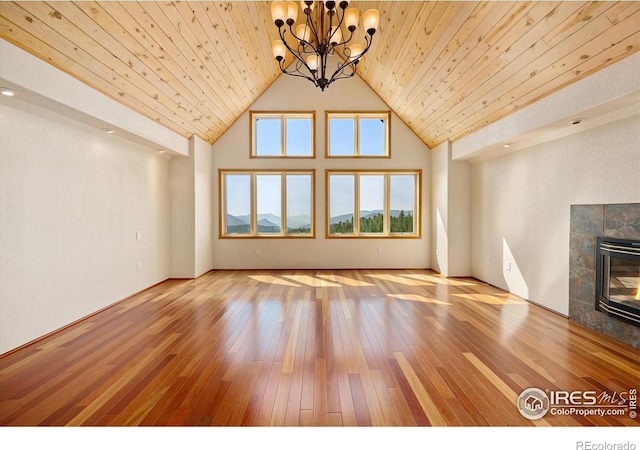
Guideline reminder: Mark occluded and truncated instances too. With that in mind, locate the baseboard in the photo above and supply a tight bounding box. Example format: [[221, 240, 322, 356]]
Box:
[[0, 278, 170, 359]]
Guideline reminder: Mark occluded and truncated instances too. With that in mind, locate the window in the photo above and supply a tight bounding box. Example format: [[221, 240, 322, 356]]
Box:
[[326, 111, 390, 157], [251, 111, 315, 158], [327, 170, 420, 237], [220, 170, 315, 237]]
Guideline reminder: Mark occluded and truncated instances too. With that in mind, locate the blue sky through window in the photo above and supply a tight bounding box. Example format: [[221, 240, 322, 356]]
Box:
[[255, 118, 280, 156], [286, 118, 311, 156], [329, 118, 354, 156], [359, 118, 385, 156], [225, 174, 250, 217], [390, 175, 415, 212]]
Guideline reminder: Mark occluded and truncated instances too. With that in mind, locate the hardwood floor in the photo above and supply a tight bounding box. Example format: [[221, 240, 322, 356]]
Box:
[[1, 269, 638, 427]]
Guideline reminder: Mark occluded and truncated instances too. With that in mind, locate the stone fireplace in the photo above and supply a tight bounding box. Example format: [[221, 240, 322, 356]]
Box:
[[569, 203, 640, 348]]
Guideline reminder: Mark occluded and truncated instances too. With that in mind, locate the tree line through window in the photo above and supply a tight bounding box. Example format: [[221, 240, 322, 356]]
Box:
[[222, 171, 314, 237], [220, 170, 420, 238], [328, 171, 419, 237]]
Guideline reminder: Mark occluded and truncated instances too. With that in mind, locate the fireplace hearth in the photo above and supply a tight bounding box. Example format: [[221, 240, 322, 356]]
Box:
[[595, 237, 640, 327]]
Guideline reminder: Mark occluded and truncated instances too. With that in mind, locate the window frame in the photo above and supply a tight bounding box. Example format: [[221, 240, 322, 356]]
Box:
[[250, 111, 316, 159], [219, 169, 316, 239], [325, 169, 421, 238], [325, 111, 391, 158]]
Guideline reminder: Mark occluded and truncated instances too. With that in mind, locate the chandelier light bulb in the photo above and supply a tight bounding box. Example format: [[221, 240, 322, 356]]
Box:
[[286, 2, 298, 24], [296, 24, 311, 42], [349, 44, 364, 61], [362, 9, 380, 35], [344, 7, 359, 31], [329, 27, 342, 46], [271, 1, 287, 26], [272, 40, 287, 60], [306, 55, 320, 71]]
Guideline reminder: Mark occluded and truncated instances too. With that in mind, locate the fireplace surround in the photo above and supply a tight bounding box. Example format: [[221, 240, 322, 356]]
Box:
[[569, 203, 640, 348]]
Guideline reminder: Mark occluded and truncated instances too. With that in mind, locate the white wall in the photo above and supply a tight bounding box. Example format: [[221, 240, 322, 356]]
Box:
[[431, 141, 471, 277], [448, 157, 471, 277], [0, 100, 171, 353], [169, 136, 214, 278], [431, 141, 448, 274], [194, 138, 214, 277], [169, 153, 195, 278], [211, 58, 431, 269], [470, 115, 640, 315]]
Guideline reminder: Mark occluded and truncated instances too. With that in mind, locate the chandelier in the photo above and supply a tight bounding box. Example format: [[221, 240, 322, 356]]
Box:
[[270, 1, 380, 91]]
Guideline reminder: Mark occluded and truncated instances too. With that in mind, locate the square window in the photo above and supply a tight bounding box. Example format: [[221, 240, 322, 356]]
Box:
[[327, 112, 390, 157], [251, 112, 315, 158]]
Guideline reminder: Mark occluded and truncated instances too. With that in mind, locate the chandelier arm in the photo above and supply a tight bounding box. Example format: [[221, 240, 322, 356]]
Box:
[[335, 28, 356, 48], [348, 33, 373, 65], [326, 34, 373, 85], [282, 56, 324, 87], [288, 23, 319, 55], [327, 61, 355, 85], [278, 57, 317, 84], [278, 27, 317, 79], [326, 6, 346, 45], [306, 8, 322, 52]]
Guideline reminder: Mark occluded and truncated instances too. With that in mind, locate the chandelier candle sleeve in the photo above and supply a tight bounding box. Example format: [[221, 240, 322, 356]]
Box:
[[271, 2, 287, 24], [362, 9, 380, 34], [270, 0, 379, 91]]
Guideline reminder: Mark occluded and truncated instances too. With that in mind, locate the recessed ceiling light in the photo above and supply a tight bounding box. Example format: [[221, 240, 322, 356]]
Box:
[[571, 118, 586, 125], [102, 128, 115, 134], [503, 143, 513, 148], [158, 150, 166, 154], [1, 87, 16, 97]]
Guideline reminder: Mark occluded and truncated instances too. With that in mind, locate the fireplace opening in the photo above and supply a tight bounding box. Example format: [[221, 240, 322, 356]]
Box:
[[595, 237, 640, 327]]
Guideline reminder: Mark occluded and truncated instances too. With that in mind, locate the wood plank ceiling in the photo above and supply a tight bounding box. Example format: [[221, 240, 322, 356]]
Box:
[[1, 1, 639, 148]]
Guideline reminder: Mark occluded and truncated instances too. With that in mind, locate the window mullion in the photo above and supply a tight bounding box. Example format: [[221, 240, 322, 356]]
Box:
[[281, 116, 286, 156], [415, 173, 420, 234], [354, 115, 360, 157], [384, 173, 390, 235], [251, 173, 257, 236], [354, 173, 358, 235], [281, 173, 287, 236]]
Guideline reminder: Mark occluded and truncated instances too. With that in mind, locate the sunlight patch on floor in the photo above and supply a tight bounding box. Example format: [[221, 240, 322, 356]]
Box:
[[402, 273, 476, 286], [453, 293, 527, 305], [366, 273, 433, 286], [387, 293, 452, 305], [282, 275, 342, 287], [316, 274, 375, 287], [248, 275, 300, 287]]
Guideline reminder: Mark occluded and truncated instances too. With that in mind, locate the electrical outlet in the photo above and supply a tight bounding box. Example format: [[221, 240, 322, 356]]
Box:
[[506, 262, 512, 271], [486, 257, 491, 265], [136, 262, 142, 272], [136, 231, 142, 241]]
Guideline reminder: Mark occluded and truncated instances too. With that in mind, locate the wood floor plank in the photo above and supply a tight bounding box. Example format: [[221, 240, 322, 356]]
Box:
[[1, 269, 638, 427]]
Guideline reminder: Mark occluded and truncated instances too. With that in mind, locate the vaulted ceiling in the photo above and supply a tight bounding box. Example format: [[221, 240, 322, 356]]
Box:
[[1, 1, 639, 148]]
